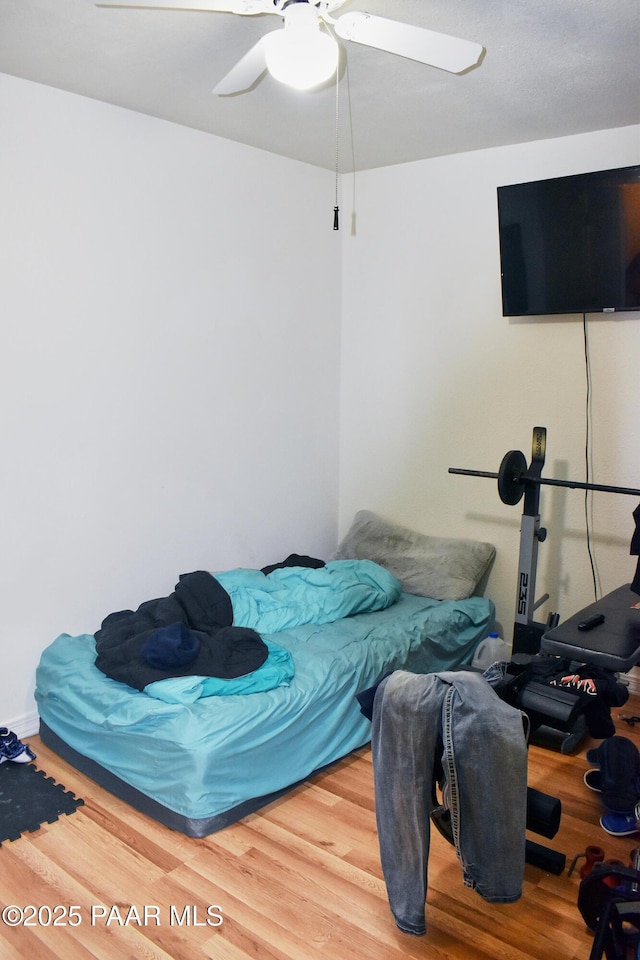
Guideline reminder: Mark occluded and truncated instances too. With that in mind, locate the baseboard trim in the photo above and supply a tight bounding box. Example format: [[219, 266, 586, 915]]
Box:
[[3, 711, 40, 741]]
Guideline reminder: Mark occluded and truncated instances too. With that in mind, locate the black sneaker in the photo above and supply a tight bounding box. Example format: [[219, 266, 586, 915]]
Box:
[[584, 769, 602, 792], [586, 736, 640, 813]]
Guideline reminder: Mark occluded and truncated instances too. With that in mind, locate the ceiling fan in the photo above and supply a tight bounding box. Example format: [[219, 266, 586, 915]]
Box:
[[93, 0, 484, 94]]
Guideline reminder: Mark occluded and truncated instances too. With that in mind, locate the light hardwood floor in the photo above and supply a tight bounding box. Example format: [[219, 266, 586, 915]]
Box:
[[2, 698, 640, 959]]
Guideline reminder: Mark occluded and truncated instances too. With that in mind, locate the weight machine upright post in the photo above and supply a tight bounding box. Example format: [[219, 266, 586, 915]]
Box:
[[516, 513, 540, 625], [513, 513, 544, 652], [512, 427, 549, 655]]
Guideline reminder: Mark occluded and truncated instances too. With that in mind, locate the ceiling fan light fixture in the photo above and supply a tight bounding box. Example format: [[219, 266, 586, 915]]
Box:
[[263, 2, 339, 91]]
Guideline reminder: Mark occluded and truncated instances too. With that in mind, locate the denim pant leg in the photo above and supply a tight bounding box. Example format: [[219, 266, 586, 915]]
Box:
[[371, 671, 444, 936], [439, 672, 528, 901]]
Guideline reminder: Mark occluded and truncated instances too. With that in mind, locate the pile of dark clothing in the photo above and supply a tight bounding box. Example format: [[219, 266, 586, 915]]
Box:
[[95, 570, 268, 690], [94, 555, 326, 691]]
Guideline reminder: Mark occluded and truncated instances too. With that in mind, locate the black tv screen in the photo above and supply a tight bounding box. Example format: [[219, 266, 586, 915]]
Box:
[[497, 164, 640, 316]]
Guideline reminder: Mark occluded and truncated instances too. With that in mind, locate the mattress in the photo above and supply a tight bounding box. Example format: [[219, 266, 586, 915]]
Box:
[[35, 590, 494, 836]]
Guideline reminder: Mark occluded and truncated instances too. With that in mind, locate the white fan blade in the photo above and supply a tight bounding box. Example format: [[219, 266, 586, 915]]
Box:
[[213, 37, 268, 95], [334, 12, 483, 74], [94, 1, 272, 14]]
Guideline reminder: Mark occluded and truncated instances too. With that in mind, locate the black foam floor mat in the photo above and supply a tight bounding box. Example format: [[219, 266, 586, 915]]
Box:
[[0, 762, 84, 844]]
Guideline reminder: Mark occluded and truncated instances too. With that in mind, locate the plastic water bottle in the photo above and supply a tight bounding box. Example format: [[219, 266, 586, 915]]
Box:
[[472, 630, 511, 670]]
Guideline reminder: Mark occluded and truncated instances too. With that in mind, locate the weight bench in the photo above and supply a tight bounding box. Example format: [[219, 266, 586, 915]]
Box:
[[522, 583, 640, 751], [499, 584, 640, 754], [541, 583, 640, 672]]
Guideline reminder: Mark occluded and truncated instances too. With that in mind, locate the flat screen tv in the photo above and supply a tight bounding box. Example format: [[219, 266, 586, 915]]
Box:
[[497, 164, 640, 317]]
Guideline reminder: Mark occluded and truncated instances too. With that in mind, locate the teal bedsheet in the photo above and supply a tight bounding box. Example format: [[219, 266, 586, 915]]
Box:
[[145, 637, 295, 703], [35, 591, 494, 823]]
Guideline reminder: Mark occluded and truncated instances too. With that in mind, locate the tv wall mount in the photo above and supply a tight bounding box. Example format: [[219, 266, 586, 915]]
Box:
[[449, 427, 640, 654]]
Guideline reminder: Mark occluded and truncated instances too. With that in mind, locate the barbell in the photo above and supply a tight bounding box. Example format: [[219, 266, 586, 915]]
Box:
[[449, 427, 640, 507]]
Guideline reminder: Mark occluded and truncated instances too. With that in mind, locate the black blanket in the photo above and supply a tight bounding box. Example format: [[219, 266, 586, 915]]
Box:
[[95, 571, 268, 691]]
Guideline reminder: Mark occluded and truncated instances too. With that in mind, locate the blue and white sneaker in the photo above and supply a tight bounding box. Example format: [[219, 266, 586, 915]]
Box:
[[0, 728, 36, 764], [600, 802, 640, 837]]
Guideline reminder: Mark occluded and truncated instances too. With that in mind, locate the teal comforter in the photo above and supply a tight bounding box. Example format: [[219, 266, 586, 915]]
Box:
[[216, 558, 402, 633]]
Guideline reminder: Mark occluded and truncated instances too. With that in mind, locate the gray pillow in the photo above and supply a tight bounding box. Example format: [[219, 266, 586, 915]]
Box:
[[333, 510, 495, 601]]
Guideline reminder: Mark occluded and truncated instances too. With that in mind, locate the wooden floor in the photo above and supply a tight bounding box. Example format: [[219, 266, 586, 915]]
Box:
[[2, 700, 640, 960]]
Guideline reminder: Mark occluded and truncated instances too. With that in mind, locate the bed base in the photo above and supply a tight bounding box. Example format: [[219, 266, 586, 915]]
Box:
[[39, 720, 320, 837]]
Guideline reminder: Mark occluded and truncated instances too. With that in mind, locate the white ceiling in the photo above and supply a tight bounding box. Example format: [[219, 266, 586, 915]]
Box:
[[1, 0, 639, 172]]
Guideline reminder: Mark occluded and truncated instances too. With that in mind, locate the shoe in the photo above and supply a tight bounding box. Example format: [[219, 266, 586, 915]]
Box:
[[586, 737, 640, 813], [600, 803, 640, 837], [582, 767, 637, 805], [584, 769, 602, 792], [0, 728, 36, 764]]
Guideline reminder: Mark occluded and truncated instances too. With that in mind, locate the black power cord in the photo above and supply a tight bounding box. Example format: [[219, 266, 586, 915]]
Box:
[[583, 312, 599, 601]]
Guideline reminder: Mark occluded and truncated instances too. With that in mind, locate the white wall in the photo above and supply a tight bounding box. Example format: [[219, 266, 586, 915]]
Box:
[[0, 74, 341, 733], [339, 125, 640, 643], [2, 72, 638, 736]]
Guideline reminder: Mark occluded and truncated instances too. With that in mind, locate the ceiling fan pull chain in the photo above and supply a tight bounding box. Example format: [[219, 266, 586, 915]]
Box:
[[333, 62, 340, 230]]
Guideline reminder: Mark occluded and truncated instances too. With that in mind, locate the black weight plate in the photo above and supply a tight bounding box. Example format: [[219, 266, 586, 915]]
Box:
[[498, 450, 526, 505]]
